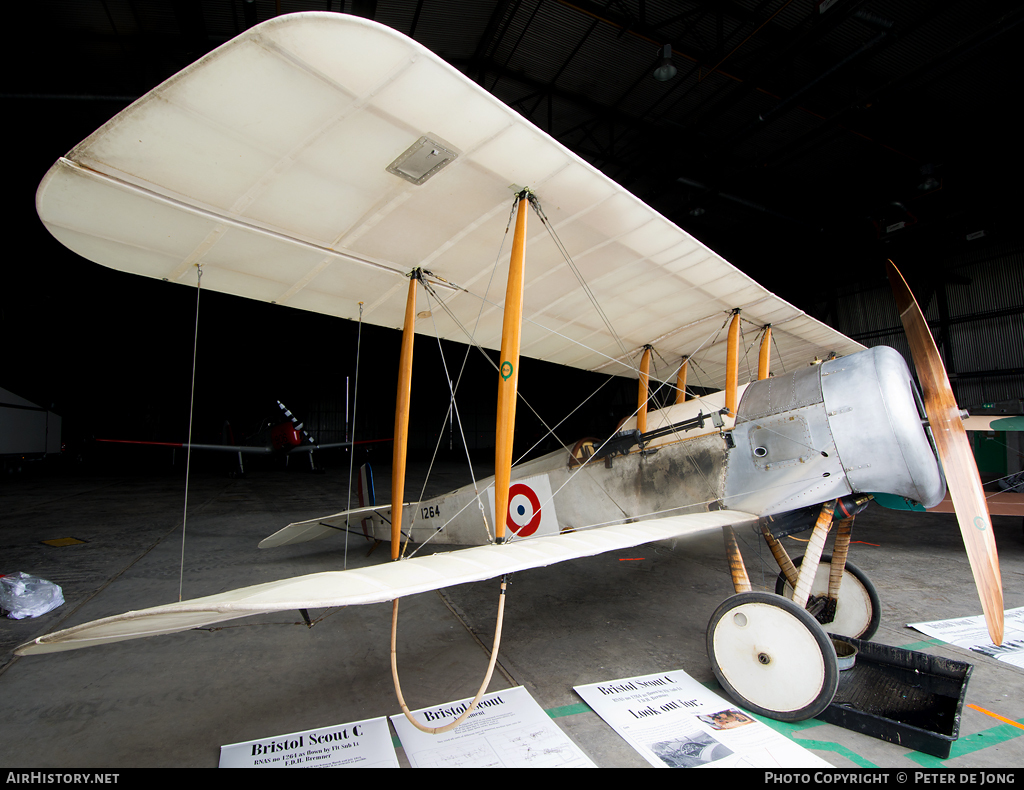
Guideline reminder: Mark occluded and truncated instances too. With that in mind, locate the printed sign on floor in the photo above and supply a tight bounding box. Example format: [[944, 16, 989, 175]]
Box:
[[390, 686, 594, 768], [910, 605, 1024, 668], [574, 669, 833, 768], [219, 716, 398, 768]]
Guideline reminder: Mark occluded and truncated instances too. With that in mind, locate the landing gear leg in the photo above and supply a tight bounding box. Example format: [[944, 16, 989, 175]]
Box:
[[775, 555, 880, 640], [710, 518, 839, 721], [763, 499, 879, 640]]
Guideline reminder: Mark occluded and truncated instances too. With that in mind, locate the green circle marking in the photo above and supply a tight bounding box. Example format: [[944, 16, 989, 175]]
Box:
[[501, 361, 514, 380]]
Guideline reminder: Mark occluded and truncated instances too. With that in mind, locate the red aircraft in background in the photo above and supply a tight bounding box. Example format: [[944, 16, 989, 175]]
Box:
[[98, 400, 386, 475]]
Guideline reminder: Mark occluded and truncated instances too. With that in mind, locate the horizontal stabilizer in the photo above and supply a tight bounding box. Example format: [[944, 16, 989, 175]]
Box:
[[17, 510, 754, 656], [258, 504, 398, 548], [277, 438, 393, 454], [963, 415, 1024, 432], [97, 439, 274, 454]]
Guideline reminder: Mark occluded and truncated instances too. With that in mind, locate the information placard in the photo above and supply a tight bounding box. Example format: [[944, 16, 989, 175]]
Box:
[[219, 716, 398, 768], [910, 605, 1024, 668], [390, 686, 594, 768], [574, 669, 832, 768]]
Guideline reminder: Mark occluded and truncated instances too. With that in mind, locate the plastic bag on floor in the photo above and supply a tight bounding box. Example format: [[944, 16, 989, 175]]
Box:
[[0, 572, 65, 619]]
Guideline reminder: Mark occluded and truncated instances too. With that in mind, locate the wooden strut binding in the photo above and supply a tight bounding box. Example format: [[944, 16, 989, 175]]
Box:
[[828, 517, 853, 599], [792, 501, 836, 609], [761, 522, 799, 589], [723, 525, 752, 593]]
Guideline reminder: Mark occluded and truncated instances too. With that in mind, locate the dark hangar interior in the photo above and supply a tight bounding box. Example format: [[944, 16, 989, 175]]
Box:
[[5, 0, 1023, 449]]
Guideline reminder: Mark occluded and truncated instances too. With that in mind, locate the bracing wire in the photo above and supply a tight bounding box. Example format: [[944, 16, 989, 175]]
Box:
[[393, 191, 834, 556], [399, 291, 469, 559], [178, 263, 202, 602], [770, 329, 788, 375], [343, 302, 364, 571], [420, 279, 597, 472], [398, 194, 637, 556], [421, 277, 621, 477], [392, 200, 518, 554], [530, 195, 637, 372], [404, 288, 489, 553], [414, 244, 758, 549], [500, 316, 738, 544]]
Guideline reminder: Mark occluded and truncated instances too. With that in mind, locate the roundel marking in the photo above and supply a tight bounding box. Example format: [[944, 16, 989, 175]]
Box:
[[506, 483, 542, 537]]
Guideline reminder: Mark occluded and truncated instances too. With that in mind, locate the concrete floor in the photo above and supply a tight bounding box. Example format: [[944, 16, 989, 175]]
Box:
[[2, 457, 1023, 768]]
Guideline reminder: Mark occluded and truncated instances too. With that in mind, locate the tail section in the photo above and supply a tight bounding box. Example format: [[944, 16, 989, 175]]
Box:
[[259, 463, 380, 549], [257, 504, 390, 548]]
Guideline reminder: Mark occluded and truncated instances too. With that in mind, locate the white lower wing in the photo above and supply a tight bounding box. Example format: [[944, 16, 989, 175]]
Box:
[[17, 510, 753, 656]]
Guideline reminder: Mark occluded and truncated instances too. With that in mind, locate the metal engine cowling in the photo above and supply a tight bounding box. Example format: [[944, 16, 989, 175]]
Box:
[[723, 346, 944, 516]]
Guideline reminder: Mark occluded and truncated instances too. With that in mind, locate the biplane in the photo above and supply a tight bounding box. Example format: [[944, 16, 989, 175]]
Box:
[[18, 13, 1003, 730]]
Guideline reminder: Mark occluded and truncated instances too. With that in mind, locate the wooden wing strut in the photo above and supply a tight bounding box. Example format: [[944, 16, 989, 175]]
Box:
[[637, 345, 652, 433], [758, 324, 772, 380], [391, 271, 420, 560], [494, 192, 530, 543], [725, 310, 741, 416]]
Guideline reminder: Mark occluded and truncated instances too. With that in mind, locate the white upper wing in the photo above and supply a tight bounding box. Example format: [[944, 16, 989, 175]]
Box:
[[36, 12, 861, 388], [16, 510, 754, 655]]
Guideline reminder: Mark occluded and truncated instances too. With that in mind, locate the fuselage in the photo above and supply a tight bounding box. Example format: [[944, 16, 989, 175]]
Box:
[[359, 346, 943, 548]]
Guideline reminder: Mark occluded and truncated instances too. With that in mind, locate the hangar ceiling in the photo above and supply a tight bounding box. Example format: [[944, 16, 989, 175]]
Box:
[[13, 0, 1024, 310]]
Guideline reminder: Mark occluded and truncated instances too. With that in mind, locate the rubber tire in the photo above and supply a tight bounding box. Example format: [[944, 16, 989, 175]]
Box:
[[774, 554, 880, 641], [707, 591, 839, 722]]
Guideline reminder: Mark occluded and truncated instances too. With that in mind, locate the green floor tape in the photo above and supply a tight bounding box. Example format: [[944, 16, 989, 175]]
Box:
[[547, 703, 590, 718], [910, 720, 1024, 767]]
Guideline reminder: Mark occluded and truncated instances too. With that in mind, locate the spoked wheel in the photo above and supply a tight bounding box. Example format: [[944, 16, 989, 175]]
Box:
[[775, 554, 880, 641], [707, 592, 839, 722]]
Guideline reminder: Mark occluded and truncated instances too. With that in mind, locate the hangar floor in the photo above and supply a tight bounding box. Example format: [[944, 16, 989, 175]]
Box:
[[2, 459, 1023, 769]]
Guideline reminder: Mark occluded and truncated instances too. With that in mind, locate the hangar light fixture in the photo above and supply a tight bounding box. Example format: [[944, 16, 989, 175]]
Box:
[[653, 44, 677, 82]]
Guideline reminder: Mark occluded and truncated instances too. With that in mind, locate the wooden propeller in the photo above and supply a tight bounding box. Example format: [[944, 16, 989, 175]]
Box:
[[887, 260, 1003, 644]]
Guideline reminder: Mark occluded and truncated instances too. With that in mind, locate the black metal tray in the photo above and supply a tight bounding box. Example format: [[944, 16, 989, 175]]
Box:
[[817, 635, 973, 758]]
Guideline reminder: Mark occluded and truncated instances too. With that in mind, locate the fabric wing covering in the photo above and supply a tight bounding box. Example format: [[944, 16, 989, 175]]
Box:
[[36, 13, 861, 389], [16, 511, 755, 655]]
